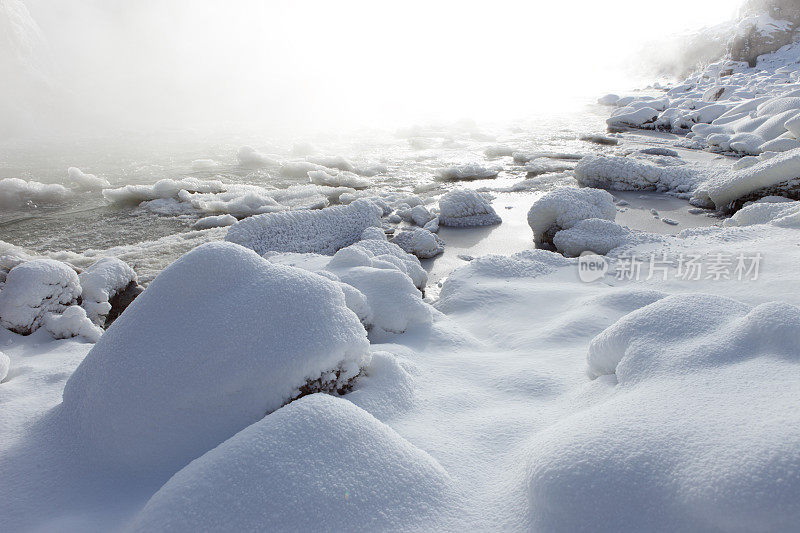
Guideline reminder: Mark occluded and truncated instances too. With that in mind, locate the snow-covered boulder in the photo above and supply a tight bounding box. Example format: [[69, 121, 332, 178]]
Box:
[[130, 394, 454, 532], [237, 146, 277, 167], [391, 228, 445, 259], [0, 178, 71, 208], [527, 188, 616, 246], [606, 107, 659, 130], [723, 197, 800, 227], [705, 147, 800, 209], [60, 242, 371, 472], [575, 155, 699, 194], [552, 219, 635, 257], [527, 294, 800, 531], [306, 155, 355, 172], [43, 306, 103, 342], [438, 189, 501, 227], [0, 259, 81, 335], [225, 199, 382, 255], [78, 257, 139, 327], [67, 167, 110, 189], [308, 169, 370, 189], [192, 214, 237, 230], [278, 161, 325, 179], [102, 178, 226, 204], [438, 163, 501, 181]]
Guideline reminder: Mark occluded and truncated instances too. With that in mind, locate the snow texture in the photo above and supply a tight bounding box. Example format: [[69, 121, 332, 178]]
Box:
[[438, 188, 501, 227], [438, 163, 501, 181], [43, 306, 103, 342], [575, 155, 699, 194], [225, 199, 383, 255], [527, 187, 616, 245], [552, 218, 636, 257], [391, 228, 445, 259], [60, 242, 371, 473]]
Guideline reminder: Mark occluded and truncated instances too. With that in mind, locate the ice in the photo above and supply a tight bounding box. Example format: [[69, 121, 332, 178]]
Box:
[[438, 188, 501, 227], [67, 167, 110, 189], [0, 259, 81, 335], [527, 187, 616, 246], [391, 227, 445, 259], [78, 257, 138, 327], [226, 199, 383, 255], [190, 159, 218, 171], [438, 163, 501, 181], [43, 306, 103, 342], [308, 169, 371, 189], [192, 214, 238, 230], [0, 178, 71, 208], [60, 242, 371, 473], [102, 177, 226, 204], [0, 351, 8, 382], [129, 394, 454, 532], [237, 146, 278, 167], [306, 155, 355, 172], [575, 155, 699, 194], [278, 160, 325, 178]]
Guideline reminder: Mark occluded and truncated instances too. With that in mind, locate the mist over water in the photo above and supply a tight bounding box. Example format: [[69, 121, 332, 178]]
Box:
[[5, 0, 738, 140]]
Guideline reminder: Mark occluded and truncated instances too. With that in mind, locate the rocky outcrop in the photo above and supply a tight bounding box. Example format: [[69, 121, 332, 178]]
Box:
[[730, 0, 800, 66]]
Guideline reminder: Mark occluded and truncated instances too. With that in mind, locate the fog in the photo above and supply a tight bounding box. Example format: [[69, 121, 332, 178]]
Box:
[[4, 0, 738, 139]]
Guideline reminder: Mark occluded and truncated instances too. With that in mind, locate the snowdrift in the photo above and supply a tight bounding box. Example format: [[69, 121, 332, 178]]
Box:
[[438, 188, 501, 227]]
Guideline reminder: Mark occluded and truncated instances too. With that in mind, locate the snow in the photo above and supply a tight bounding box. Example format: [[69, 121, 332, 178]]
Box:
[[191, 214, 237, 230], [308, 169, 371, 189], [0, 351, 9, 382], [129, 394, 454, 532], [575, 155, 699, 194], [43, 306, 103, 342], [78, 257, 138, 326], [526, 187, 616, 246], [225, 199, 383, 255], [306, 155, 356, 172], [103, 177, 226, 204], [724, 197, 800, 227], [279, 160, 325, 178], [438, 188, 501, 227], [438, 163, 501, 181], [237, 145, 278, 167], [67, 167, 110, 189], [0, 177, 71, 208], [391, 227, 445, 259], [190, 159, 218, 171], [552, 218, 638, 257], [0, 259, 81, 335], [60, 242, 371, 473]]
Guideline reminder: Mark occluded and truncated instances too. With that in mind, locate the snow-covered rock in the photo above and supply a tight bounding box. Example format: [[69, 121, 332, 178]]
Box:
[[723, 197, 800, 227], [306, 155, 355, 172], [278, 161, 324, 178], [575, 155, 699, 194], [527, 294, 800, 531], [391, 228, 445, 259], [102, 177, 226, 204], [0, 178, 71, 208], [66, 167, 110, 189], [438, 189, 501, 227], [0, 259, 81, 335], [43, 306, 103, 342], [438, 163, 501, 181], [527, 188, 616, 246], [308, 169, 370, 189], [225, 199, 382, 255], [60, 242, 371, 472], [78, 257, 138, 327], [237, 146, 277, 167], [192, 214, 238, 230], [130, 394, 454, 532], [552, 219, 636, 257]]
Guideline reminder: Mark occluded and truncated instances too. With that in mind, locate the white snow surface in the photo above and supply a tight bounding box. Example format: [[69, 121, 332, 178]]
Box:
[[0, 178, 71, 208], [438, 163, 501, 181], [191, 214, 237, 230], [130, 394, 455, 532], [438, 188, 501, 227], [225, 199, 383, 255], [552, 218, 646, 257], [67, 167, 110, 189], [575, 155, 700, 194], [391, 227, 445, 259], [60, 242, 371, 473], [78, 257, 137, 326]]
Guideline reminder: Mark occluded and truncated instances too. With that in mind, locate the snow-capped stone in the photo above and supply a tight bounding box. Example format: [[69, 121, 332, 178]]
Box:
[[0, 259, 81, 335], [225, 199, 382, 255], [527, 188, 616, 246], [575, 155, 699, 194], [438, 163, 501, 181], [237, 146, 277, 167], [43, 306, 103, 342], [130, 394, 454, 532], [0, 178, 71, 208], [78, 257, 138, 326], [705, 147, 800, 209], [192, 214, 238, 230], [391, 228, 445, 259], [552, 218, 637, 257], [438, 189, 501, 227], [60, 242, 371, 473], [67, 167, 110, 189]]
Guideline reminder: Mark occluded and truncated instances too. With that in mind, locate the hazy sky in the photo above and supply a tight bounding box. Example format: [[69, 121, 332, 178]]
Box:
[[14, 0, 739, 135]]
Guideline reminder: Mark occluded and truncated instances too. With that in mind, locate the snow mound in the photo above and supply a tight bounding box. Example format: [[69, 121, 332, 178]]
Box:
[[527, 188, 616, 246], [724, 197, 800, 227], [306, 155, 355, 172], [308, 169, 370, 189], [552, 218, 636, 257], [60, 242, 371, 472], [527, 294, 800, 531], [607, 106, 659, 130], [438, 163, 501, 181], [278, 161, 324, 178], [192, 214, 237, 230], [225, 199, 382, 255], [78, 257, 138, 326], [575, 155, 699, 194], [102, 178, 226, 204], [130, 394, 453, 532], [190, 159, 218, 171], [67, 167, 110, 189], [0, 351, 8, 382], [704, 147, 800, 209], [237, 146, 277, 167], [0, 259, 81, 335], [0, 178, 71, 208], [438, 188, 501, 227], [43, 306, 103, 342], [391, 228, 445, 259]]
